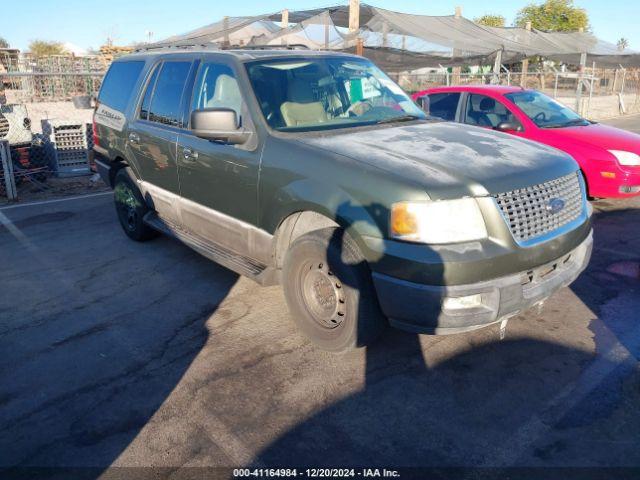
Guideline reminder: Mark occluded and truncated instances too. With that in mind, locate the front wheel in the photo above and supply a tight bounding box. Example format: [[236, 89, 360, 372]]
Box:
[[113, 168, 157, 242], [282, 228, 387, 352]]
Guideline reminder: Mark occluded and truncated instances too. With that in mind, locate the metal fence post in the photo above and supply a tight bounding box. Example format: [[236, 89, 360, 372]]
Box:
[[575, 53, 587, 115], [1, 140, 17, 201]]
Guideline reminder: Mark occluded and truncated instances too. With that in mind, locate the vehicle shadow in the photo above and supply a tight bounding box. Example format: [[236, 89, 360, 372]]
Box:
[[254, 333, 595, 467], [0, 203, 240, 475], [255, 206, 599, 468], [571, 202, 640, 358]]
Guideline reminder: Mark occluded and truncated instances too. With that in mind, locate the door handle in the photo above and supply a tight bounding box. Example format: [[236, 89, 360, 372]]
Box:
[[128, 132, 140, 144], [182, 147, 199, 161]]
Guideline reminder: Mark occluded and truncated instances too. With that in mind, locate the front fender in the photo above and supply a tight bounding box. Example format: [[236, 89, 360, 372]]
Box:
[[262, 177, 386, 253]]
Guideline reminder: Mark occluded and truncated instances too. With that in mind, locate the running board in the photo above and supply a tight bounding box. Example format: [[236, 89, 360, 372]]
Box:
[[143, 212, 277, 284]]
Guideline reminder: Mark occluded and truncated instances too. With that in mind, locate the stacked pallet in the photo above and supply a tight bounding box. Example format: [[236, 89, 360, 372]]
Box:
[[99, 45, 134, 66], [41, 119, 90, 177]]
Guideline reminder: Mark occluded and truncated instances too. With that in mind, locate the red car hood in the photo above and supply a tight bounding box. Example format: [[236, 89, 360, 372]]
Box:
[[544, 122, 640, 154]]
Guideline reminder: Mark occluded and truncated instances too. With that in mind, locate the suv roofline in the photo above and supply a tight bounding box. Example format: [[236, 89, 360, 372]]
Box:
[[119, 45, 357, 62]]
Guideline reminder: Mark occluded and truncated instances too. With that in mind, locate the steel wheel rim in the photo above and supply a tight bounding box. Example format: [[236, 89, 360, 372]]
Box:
[[300, 260, 345, 329]]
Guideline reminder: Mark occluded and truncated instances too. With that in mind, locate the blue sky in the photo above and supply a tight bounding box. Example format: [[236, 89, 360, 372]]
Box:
[[3, 0, 638, 51]]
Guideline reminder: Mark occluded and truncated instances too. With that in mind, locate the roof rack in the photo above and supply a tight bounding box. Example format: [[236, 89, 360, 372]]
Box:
[[132, 43, 221, 53], [133, 43, 311, 53], [223, 44, 311, 51]]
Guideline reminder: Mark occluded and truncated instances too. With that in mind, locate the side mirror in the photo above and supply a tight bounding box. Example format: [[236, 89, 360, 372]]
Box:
[[496, 121, 523, 133], [191, 108, 251, 145]]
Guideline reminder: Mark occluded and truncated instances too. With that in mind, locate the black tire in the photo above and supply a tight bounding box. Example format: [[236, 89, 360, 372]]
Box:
[[282, 227, 387, 352], [113, 168, 157, 242]]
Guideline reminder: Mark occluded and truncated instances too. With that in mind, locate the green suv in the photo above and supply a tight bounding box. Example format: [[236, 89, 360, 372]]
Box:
[[93, 47, 593, 351]]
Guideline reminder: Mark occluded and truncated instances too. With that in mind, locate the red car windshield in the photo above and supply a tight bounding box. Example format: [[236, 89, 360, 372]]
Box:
[[505, 91, 589, 129]]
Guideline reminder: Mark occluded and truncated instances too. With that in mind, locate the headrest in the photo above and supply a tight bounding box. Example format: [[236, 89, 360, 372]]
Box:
[[479, 97, 496, 112], [288, 78, 316, 103], [213, 74, 240, 101]]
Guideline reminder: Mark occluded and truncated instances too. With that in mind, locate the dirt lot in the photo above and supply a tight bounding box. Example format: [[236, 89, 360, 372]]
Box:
[[0, 118, 639, 478]]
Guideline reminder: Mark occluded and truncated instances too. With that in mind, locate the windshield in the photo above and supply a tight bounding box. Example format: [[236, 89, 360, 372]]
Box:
[[245, 57, 426, 132], [505, 90, 589, 128]]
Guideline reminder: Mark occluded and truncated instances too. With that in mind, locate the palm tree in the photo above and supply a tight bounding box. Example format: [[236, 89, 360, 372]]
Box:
[[617, 37, 629, 51]]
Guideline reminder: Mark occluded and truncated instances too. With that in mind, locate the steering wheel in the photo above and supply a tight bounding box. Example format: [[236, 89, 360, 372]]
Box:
[[534, 112, 548, 123], [347, 100, 373, 117]]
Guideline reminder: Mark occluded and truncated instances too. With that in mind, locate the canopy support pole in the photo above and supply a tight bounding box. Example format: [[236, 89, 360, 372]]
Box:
[[575, 52, 587, 114], [349, 0, 360, 32], [280, 10, 289, 45], [223, 16, 230, 47], [492, 49, 503, 84], [521, 21, 532, 87], [452, 6, 463, 85], [324, 12, 330, 50]]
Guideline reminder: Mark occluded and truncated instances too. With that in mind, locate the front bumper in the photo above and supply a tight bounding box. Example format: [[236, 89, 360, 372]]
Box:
[[590, 166, 640, 198], [373, 230, 593, 334]]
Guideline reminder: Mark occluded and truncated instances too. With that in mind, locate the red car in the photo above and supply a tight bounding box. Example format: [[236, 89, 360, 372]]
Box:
[[412, 85, 640, 198]]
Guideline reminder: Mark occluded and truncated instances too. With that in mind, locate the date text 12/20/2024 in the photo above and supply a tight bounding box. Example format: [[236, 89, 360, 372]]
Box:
[[233, 469, 401, 478]]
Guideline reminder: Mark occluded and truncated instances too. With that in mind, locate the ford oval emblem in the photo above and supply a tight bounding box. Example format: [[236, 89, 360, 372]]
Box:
[[547, 198, 565, 214]]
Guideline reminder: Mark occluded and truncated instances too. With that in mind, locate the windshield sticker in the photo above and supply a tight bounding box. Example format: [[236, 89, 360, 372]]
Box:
[[95, 104, 126, 132], [351, 78, 381, 101]]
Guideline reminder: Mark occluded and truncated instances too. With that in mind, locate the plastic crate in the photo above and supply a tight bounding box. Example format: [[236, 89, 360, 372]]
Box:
[[41, 119, 90, 177]]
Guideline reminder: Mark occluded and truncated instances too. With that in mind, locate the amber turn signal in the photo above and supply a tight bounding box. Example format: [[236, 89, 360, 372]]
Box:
[[390, 202, 418, 236]]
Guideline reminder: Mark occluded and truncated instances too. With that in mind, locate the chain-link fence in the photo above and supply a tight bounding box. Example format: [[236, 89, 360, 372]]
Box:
[[0, 92, 97, 201]]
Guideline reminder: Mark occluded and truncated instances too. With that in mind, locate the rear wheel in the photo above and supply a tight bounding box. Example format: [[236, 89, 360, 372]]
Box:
[[113, 168, 157, 242], [282, 227, 386, 352]]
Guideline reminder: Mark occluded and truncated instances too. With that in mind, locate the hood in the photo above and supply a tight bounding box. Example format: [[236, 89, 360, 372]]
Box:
[[543, 122, 640, 154], [296, 121, 579, 199]]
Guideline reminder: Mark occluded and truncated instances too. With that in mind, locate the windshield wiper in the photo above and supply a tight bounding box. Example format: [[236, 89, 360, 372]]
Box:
[[376, 114, 423, 125], [542, 118, 589, 129]]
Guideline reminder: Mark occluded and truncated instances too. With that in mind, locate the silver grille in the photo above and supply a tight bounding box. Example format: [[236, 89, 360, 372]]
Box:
[[494, 172, 584, 243]]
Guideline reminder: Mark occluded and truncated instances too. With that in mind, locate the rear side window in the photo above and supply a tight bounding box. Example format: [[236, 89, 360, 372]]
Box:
[[139, 65, 160, 121], [98, 61, 144, 112], [147, 61, 192, 127], [424, 93, 460, 121]]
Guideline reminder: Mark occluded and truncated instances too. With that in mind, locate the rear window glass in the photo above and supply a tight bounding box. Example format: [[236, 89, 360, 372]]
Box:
[[98, 61, 145, 112], [425, 93, 460, 121]]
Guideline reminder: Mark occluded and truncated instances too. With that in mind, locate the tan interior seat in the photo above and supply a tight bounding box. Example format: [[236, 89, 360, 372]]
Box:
[[206, 74, 242, 116], [280, 79, 328, 127]]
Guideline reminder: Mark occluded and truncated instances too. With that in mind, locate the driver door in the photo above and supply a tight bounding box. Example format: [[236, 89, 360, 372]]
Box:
[[462, 93, 523, 135], [177, 56, 262, 256]]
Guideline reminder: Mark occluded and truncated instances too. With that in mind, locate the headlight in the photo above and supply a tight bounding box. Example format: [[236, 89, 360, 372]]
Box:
[[609, 150, 640, 166], [390, 199, 487, 244]]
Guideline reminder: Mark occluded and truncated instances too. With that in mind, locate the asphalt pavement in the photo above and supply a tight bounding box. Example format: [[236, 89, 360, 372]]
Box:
[[1, 116, 639, 476]]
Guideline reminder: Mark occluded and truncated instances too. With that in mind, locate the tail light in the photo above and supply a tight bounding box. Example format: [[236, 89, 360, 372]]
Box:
[[92, 100, 100, 148]]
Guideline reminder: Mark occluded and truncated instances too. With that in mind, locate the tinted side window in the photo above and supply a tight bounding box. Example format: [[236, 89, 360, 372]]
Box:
[[139, 65, 160, 120], [98, 61, 144, 112], [148, 61, 192, 127], [465, 94, 516, 128], [191, 63, 242, 119], [425, 93, 460, 121]]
